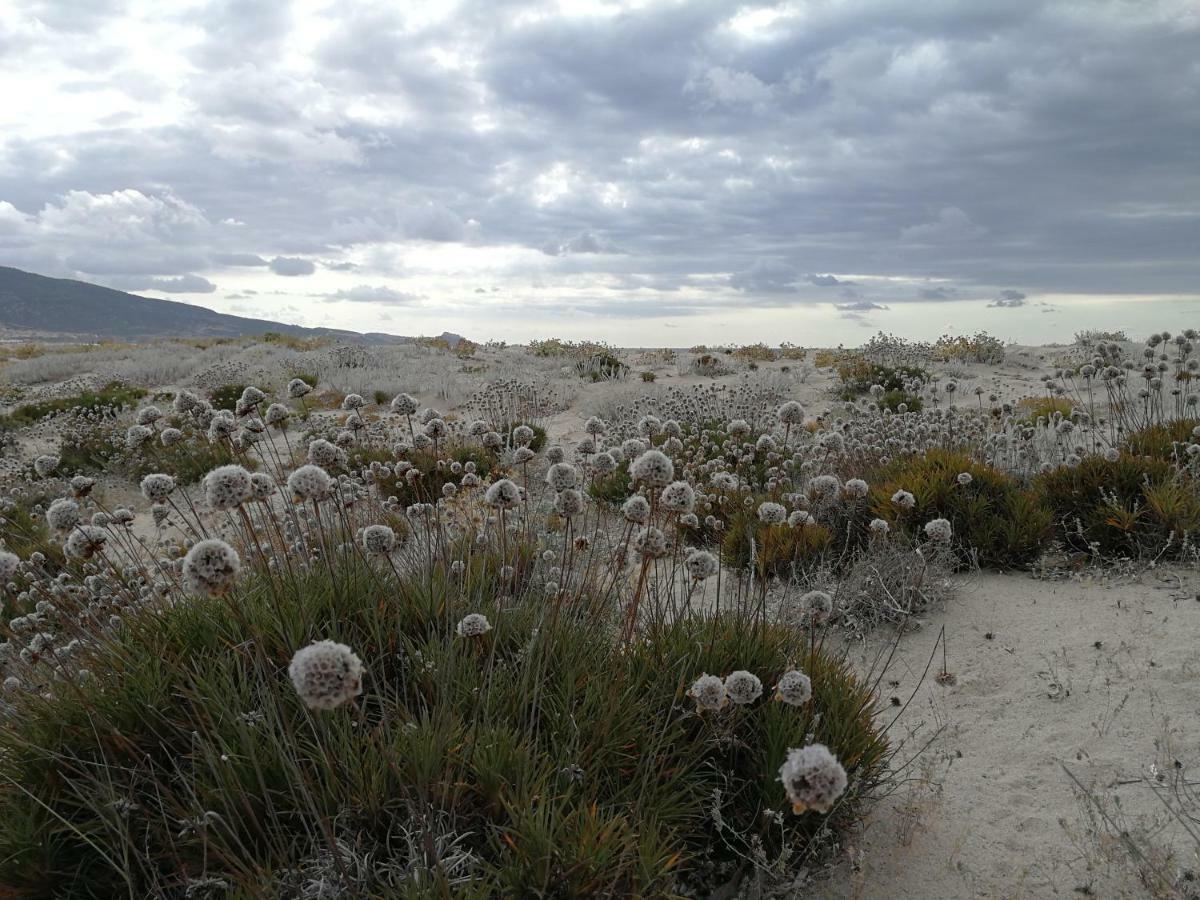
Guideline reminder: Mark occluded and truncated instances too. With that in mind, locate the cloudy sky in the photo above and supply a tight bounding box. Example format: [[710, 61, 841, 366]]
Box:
[[2, 0, 1198, 345]]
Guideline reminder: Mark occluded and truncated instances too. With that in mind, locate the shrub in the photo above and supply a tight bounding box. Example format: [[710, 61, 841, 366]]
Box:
[[722, 513, 833, 577], [731, 343, 778, 363], [587, 459, 633, 506], [879, 390, 923, 413], [640, 371, 657, 383], [0, 489, 66, 577], [931, 331, 1006, 364], [870, 450, 1053, 568], [500, 421, 548, 454], [1036, 454, 1200, 556], [373, 442, 498, 508], [0, 556, 887, 896], [1125, 419, 1200, 461], [691, 353, 730, 377], [210, 383, 247, 412], [0, 381, 147, 427], [575, 351, 628, 382], [836, 359, 928, 399], [1016, 395, 1075, 424]]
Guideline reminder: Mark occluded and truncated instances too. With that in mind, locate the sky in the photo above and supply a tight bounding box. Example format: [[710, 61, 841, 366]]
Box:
[[1, 0, 1198, 346]]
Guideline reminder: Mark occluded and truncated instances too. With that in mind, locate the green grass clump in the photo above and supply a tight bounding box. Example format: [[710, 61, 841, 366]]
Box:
[[0, 556, 888, 896], [56, 423, 245, 484], [372, 442, 499, 508], [835, 357, 928, 399], [587, 459, 633, 506], [0, 490, 66, 580], [0, 381, 147, 427], [210, 383, 247, 412], [721, 509, 833, 576], [1015, 395, 1075, 425], [1036, 454, 1200, 557], [1125, 418, 1200, 461], [871, 450, 1052, 569]]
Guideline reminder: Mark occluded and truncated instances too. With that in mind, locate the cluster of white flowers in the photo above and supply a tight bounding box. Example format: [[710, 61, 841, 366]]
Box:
[[288, 464, 333, 501], [456, 613, 492, 637], [288, 640, 364, 711], [924, 517, 953, 542], [46, 498, 81, 533], [360, 524, 397, 556], [182, 539, 241, 596], [204, 465, 253, 511], [629, 450, 674, 487], [778, 744, 848, 814], [484, 478, 521, 509], [723, 670, 763, 705], [140, 473, 176, 503], [660, 481, 695, 514], [774, 669, 813, 706], [685, 549, 719, 580], [757, 501, 787, 525], [65, 526, 108, 560]]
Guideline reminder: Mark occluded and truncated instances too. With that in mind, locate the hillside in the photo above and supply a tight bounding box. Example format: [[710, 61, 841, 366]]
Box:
[[0, 266, 461, 345]]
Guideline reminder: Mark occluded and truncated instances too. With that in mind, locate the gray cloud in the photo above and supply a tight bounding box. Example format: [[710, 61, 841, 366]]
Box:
[[269, 256, 316, 276], [213, 252, 268, 267], [326, 285, 422, 305], [836, 301, 889, 312], [0, 0, 1197, 327], [988, 289, 1028, 308]]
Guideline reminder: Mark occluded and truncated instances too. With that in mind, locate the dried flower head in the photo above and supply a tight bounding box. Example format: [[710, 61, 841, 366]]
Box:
[[778, 744, 848, 814], [204, 465, 253, 510], [724, 670, 763, 705], [288, 640, 364, 711], [182, 539, 241, 596], [688, 673, 727, 711], [774, 669, 813, 706], [456, 613, 492, 637], [629, 449, 674, 487], [288, 464, 333, 501]]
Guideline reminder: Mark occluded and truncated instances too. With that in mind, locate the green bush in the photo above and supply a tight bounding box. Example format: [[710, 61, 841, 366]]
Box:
[[836, 359, 928, 399], [0, 381, 147, 427], [587, 459, 632, 506], [0, 556, 887, 896], [210, 383, 247, 412], [1125, 419, 1200, 460], [501, 421, 548, 453], [722, 509, 833, 576], [371, 442, 498, 508], [1036, 454, 1200, 556], [879, 390, 923, 413], [870, 450, 1052, 569], [575, 351, 628, 382]]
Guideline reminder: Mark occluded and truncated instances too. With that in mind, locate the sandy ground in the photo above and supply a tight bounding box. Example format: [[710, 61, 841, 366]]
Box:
[[819, 568, 1200, 899]]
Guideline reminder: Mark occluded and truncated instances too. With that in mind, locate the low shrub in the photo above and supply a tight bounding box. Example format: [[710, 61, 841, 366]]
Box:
[[210, 383, 247, 412], [836, 359, 928, 399], [1125, 419, 1200, 461], [575, 351, 628, 382], [0, 556, 888, 896], [0, 381, 147, 426], [722, 513, 833, 577], [1036, 454, 1200, 557], [870, 450, 1053, 568]]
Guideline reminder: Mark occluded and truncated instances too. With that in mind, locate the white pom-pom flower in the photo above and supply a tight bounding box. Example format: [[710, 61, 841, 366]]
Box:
[[778, 744, 848, 814], [288, 640, 364, 711]]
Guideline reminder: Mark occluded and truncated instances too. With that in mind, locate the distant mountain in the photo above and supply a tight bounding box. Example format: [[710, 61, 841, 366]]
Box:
[[0, 266, 463, 346]]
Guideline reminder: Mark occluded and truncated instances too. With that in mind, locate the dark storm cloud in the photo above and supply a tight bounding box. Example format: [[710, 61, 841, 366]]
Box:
[[1, 0, 1197, 313]]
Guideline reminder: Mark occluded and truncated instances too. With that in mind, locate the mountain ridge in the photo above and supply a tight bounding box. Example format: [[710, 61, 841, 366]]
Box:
[[0, 266, 460, 345]]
